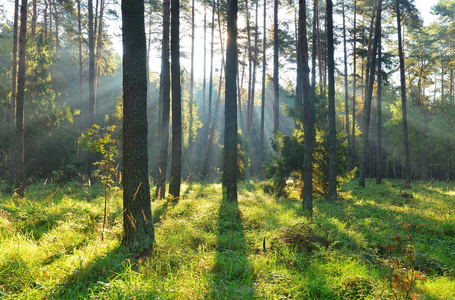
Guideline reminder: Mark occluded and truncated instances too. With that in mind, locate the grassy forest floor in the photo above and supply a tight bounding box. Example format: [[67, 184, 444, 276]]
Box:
[[0, 179, 454, 299]]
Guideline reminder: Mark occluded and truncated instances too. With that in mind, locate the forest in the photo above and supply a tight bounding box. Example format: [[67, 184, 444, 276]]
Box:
[[0, 0, 455, 298]]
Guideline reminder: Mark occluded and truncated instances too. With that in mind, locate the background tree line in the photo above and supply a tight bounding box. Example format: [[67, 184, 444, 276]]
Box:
[[1, 0, 455, 212]]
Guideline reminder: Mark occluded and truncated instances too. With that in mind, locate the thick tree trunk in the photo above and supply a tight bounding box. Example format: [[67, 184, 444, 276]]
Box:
[[359, 0, 381, 188], [396, 0, 411, 189], [169, 0, 182, 200], [327, 0, 337, 200], [121, 0, 155, 255], [156, 0, 170, 200], [7, 0, 19, 193], [223, 0, 238, 201], [273, 0, 279, 131], [15, 0, 28, 197]]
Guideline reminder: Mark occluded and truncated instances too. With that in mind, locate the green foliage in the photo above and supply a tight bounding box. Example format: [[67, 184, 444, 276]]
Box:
[[80, 124, 119, 241], [266, 128, 352, 197]]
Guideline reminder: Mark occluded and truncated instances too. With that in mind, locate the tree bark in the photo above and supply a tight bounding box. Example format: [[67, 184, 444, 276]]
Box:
[[260, 0, 266, 173], [359, 0, 381, 188], [298, 0, 314, 217], [223, 0, 238, 201], [121, 0, 155, 256], [156, 0, 170, 200], [273, 0, 279, 131], [376, 23, 382, 184], [396, 0, 411, 189], [351, 0, 357, 170], [169, 0, 182, 200], [88, 0, 96, 178], [342, 0, 350, 171], [327, 0, 337, 200], [7, 0, 19, 193], [15, 0, 28, 197]]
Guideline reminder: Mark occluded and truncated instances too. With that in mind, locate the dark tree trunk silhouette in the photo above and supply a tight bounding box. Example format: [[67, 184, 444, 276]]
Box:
[[169, 0, 182, 200], [88, 0, 96, 178], [342, 0, 350, 171], [351, 0, 357, 169], [223, 0, 238, 201], [15, 0, 28, 197], [327, 0, 337, 200], [260, 0, 266, 172], [298, 0, 314, 217], [7, 0, 19, 193], [376, 23, 382, 184], [121, 0, 155, 255], [156, 0, 170, 200], [359, 0, 381, 188], [273, 0, 279, 131], [189, 0, 195, 146], [396, 0, 411, 189]]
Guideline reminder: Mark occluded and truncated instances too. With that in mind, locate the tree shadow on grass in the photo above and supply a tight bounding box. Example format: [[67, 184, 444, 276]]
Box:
[[210, 195, 255, 299]]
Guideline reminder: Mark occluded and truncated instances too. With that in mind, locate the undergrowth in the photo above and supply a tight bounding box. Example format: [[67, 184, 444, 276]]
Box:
[[0, 179, 454, 299]]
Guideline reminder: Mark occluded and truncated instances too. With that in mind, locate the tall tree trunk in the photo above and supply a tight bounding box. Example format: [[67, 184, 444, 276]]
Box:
[[7, 0, 19, 193], [202, 0, 216, 179], [77, 0, 84, 130], [223, 0, 238, 202], [298, 0, 313, 217], [260, 0, 266, 173], [327, 0, 337, 200], [203, 0, 223, 178], [273, 0, 279, 131], [189, 0, 195, 146], [342, 0, 350, 171], [121, 0, 155, 255], [359, 0, 381, 188], [95, 0, 105, 97], [376, 23, 382, 184], [169, 0, 182, 200], [396, 0, 411, 189], [351, 0, 357, 169], [156, 0, 170, 200], [203, 1, 207, 132], [54, 1, 60, 85], [88, 0, 96, 178], [32, 0, 37, 40], [15, 0, 28, 197], [246, 0, 253, 138]]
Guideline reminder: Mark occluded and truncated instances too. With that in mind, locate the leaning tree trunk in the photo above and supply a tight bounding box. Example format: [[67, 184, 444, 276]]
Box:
[[15, 0, 28, 197], [169, 0, 182, 200], [396, 0, 411, 189], [223, 0, 238, 202], [121, 0, 155, 256]]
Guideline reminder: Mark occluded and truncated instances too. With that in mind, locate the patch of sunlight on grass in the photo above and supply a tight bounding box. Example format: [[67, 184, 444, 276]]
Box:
[[423, 276, 455, 299]]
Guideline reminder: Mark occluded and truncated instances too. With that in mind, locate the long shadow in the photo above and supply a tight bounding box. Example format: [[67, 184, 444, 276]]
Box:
[[210, 194, 255, 299], [47, 245, 127, 299]]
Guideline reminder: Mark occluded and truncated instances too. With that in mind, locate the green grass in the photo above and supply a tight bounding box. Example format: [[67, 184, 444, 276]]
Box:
[[0, 179, 454, 299]]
